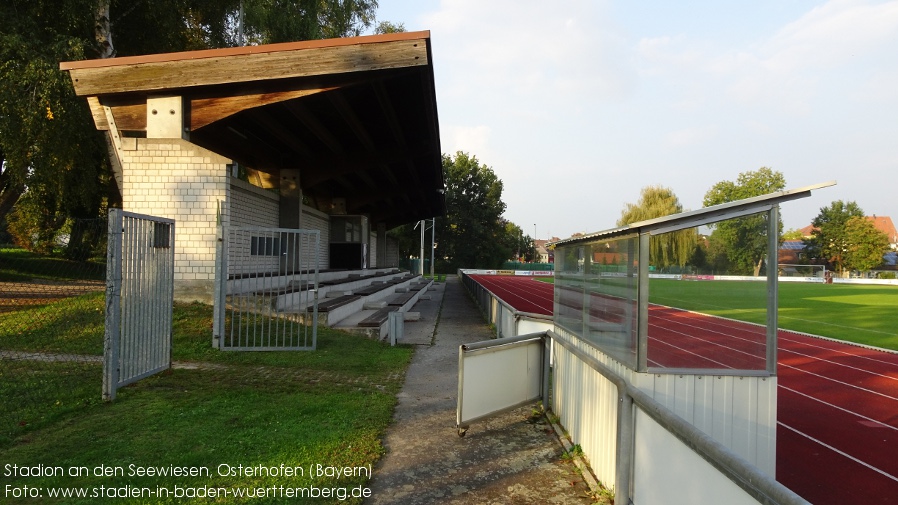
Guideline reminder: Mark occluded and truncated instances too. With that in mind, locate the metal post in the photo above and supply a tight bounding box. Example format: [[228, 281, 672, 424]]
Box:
[[766, 205, 779, 374], [637, 233, 650, 371], [419, 219, 425, 275], [103, 209, 123, 401], [617, 392, 634, 503], [212, 222, 226, 349], [389, 311, 404, 346]]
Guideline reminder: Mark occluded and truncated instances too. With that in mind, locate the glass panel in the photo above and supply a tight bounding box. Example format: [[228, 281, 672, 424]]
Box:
[[555, 235, 639, 369], [646, 214, 769, 372]]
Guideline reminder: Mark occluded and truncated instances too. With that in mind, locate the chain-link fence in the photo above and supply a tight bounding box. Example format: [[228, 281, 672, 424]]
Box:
[[0, 218, 106, 446]]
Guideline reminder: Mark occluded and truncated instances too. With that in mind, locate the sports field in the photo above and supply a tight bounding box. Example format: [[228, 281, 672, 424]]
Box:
[[469, 274, 898, 505], [649, 279, 898, 351], [536, 276, 898, 351]]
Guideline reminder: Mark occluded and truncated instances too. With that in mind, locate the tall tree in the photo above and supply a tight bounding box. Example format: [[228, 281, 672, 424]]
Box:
[[803, 200, 866, 274], [0, 0, 109, 250], [501, 220, 535, 262], [435, 151, 509, 270], [843, 216, 890, 273], [617, 185, 697, 269], [702, 167, 786, 275]]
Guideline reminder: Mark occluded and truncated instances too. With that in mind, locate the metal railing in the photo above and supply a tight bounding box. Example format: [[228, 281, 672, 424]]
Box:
[[215, 226, 319, 351]]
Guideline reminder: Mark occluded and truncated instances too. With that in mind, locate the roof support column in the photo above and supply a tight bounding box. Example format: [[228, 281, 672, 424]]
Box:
[[377, 222, 387, 268]]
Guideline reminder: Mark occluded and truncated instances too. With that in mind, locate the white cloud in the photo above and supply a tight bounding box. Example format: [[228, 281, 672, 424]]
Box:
[[763, 0, 898, 71], [424, 0, 635, 112]]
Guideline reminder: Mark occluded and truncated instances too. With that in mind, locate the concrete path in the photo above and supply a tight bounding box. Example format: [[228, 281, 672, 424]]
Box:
[[366, 275, 592, 505]]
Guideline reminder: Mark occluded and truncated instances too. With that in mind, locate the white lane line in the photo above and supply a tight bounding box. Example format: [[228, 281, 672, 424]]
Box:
[[779, 348, 898, 383], [778, 422, 898, 484], [654, 307, 898, 388], [779, 333, 898, 369], [779, 385, 898, 431], [780, 363, 898, 403]]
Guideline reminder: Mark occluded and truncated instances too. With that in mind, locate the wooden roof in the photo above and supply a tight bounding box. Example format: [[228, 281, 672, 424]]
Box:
[[60, 31, 445, 228]]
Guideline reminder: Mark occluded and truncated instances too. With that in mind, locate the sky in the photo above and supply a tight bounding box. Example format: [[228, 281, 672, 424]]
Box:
[[369, 0, 898, 240]]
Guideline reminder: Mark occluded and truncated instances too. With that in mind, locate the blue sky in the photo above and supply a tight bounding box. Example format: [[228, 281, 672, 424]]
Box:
[[370, 0, 898, 240]]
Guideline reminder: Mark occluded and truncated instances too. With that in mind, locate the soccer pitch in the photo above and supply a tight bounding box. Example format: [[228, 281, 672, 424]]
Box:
[[648, 279, 898, 351]]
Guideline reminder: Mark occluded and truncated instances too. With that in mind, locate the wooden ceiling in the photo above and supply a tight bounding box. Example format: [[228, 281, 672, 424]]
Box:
[[61, 31, 445, 229]]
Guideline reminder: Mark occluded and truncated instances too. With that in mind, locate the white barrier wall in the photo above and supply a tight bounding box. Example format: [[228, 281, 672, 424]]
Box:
[[633, 409, 760, 505], [552, 326, 776, 483]]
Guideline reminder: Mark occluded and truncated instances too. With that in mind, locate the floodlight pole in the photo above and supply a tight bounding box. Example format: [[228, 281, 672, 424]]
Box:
[[419, 219, 425, 275]]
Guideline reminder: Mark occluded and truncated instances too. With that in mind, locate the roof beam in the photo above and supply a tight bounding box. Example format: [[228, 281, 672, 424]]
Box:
[[63, 36, 429, 96], [190, 87, 336, 129]]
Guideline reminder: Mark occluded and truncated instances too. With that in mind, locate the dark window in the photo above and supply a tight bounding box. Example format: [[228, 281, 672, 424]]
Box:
[[251, 236, 281, 256]]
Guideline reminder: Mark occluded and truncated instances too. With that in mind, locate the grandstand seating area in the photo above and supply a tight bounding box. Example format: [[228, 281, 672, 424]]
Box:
[[238, 268, 435, 341]]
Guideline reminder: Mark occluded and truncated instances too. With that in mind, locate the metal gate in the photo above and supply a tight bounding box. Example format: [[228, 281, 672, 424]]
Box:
[[104, 209, 175, 401], [214, 226, 319, 351]]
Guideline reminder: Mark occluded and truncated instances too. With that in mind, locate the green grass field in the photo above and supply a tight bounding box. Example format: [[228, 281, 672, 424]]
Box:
[[650, 279, 898, 350], [0, 291, 413, 504], [539, 276, 898, 351]]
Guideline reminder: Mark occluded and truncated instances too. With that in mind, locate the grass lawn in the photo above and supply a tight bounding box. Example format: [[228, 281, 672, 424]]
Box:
[[538, 276, 898, 351], [0, 247, 104, 282], [1, 292, 414, 504]]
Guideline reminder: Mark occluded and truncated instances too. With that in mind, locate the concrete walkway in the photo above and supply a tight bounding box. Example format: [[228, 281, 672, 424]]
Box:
[[366, 275, 592, 505]]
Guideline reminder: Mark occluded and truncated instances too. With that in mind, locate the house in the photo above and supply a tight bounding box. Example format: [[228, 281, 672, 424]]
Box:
[[785, 215, 897, 273], [868, 215, 898, 249], [61, 32, 445, 302], [800, 215, 897, 248], [534, 238, 558, 263]]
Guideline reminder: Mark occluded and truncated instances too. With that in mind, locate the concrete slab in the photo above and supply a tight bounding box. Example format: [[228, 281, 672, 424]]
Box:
[[366, 276, 592, 504]]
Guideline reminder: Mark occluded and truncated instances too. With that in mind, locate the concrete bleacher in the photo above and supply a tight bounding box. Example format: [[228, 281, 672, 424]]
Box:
[[248, 268, 432, 341], [225, 267, 434, 341], [333, 275, 435, 340]]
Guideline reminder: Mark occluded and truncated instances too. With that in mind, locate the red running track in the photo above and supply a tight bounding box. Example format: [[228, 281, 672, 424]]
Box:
[[468, 274, 898, 505]]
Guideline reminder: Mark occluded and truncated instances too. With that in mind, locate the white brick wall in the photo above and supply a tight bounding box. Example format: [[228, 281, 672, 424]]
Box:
[[119, 138, 229, 297], [229, 178, 278, 228]]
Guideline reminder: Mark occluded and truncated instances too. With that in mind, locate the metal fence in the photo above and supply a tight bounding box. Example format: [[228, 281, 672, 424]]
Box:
[[0, 217, 106, 445], [103, 210, 175, 401], [215, 226, 319, 351]]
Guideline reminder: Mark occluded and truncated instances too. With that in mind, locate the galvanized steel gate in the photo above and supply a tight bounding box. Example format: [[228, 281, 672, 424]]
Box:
[[104, 209, 175, 401], [214, 226, 319, 351]]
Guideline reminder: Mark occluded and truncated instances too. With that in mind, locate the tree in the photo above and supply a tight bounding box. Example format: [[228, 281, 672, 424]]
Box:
[[235, 0, 378, 45], [843, 216, 890, 273], [803, 200, 866, 274], [782, 228, 804, 240], [702, 167, 786, 275], [374, 20, 405, 34], [0, 1, 109, 251], [617, 185, 697, 269], [501, 220, 535, 262], [438, 152, 508, 269]]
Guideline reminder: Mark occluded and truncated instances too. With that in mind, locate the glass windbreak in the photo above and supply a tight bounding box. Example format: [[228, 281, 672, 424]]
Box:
[[554, 236, 639, 369], [646, 214, 769, 373]]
